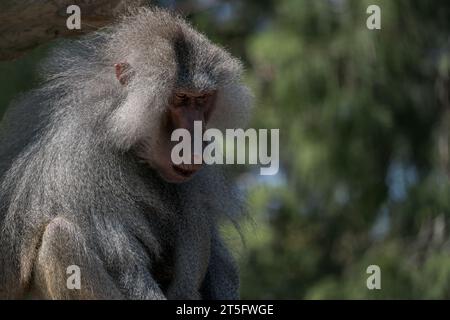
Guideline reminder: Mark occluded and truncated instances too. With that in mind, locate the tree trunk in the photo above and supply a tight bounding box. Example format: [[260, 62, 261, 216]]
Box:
[[0, 0, 145, 60]]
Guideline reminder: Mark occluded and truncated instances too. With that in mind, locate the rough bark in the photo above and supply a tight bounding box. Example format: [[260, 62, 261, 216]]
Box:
[[0, 0, 145, 60]]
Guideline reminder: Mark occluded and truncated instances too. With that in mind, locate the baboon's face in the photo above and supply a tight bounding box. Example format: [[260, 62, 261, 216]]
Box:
[[149, 90, 217, 183], [114, 63, 218, 183]]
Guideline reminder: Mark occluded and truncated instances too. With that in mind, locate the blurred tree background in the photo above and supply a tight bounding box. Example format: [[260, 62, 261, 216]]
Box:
[[1, 0, 450, 299]]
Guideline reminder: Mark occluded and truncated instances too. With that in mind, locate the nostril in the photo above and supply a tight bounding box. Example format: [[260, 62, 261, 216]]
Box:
[[172, 164, 202, 177]]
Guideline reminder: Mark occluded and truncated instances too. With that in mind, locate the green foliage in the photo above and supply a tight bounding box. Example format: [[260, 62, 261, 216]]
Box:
[[0, 44, 52, 118], [237, 0, 450, 299]]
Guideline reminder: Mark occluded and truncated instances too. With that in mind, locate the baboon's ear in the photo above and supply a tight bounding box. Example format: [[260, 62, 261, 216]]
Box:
[[114, 62, 132, 85]]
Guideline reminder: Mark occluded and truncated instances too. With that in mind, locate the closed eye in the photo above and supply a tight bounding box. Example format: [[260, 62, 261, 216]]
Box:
[[196, 93, 213, 106], [174, 93, 188, 106]]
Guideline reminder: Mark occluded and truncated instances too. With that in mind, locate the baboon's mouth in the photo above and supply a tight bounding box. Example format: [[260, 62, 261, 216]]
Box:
[[172, 164, 202, 177]]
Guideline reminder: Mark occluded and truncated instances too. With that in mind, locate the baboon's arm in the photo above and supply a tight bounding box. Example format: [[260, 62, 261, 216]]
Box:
[[201, 229, 240, 300], [34, 217, 166, 300], [34, 217, 124, 299]]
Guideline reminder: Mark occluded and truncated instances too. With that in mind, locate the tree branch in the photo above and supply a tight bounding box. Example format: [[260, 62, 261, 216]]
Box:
[[0, 0, 145, 60]]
